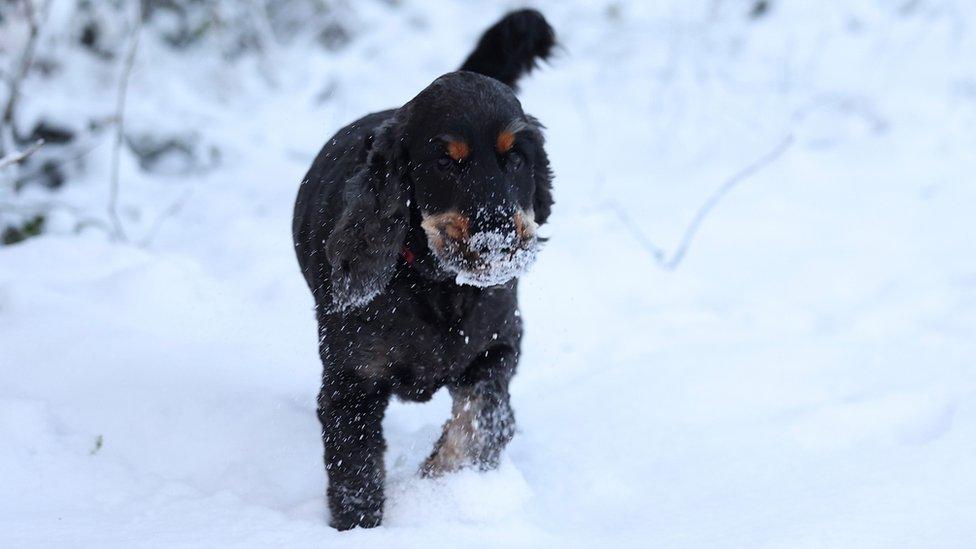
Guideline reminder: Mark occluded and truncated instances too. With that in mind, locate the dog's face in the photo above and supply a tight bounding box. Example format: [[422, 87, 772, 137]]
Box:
[[399, 72, 551, 286], [324, 71, 554, 309]]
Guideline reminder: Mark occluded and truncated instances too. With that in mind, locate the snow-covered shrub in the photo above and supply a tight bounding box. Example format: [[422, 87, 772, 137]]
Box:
[[0, 0, 351, 244]]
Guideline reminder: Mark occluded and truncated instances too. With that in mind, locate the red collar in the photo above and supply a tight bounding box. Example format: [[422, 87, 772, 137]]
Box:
[[401, 245, 416, 265]]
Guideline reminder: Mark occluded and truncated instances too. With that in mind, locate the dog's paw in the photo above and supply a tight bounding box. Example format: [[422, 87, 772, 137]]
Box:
[[420, 430, 475, 478], [330, 506, 382, 531], [419, 452, 462, 478], [328, 483, 384, 531]]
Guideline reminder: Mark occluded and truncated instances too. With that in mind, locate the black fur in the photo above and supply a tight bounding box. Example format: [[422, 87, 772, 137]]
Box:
[[292, 10, 555, 531], [460, 9, 555, 90]]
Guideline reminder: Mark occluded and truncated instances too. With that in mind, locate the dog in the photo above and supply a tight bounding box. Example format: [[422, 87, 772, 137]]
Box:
[[292, 9, 555, 530]]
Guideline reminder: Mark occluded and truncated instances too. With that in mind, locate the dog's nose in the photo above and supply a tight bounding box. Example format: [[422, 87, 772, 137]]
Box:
[[421, 208, 536, 265], [470, 207, 512, 235], [468, 230, 520, 259], [469, 207, 537, 241]]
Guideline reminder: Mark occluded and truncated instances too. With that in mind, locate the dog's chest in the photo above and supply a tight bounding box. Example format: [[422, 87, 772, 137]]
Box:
[[370, 283, 516, 400]]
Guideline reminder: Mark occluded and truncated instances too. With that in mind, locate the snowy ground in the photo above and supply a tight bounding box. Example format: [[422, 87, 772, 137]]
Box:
[[3, 1, 976, 547]]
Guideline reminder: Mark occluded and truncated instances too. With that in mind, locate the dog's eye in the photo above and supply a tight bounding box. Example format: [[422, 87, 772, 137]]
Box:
[[435, 157, 455, 171], [506, 151, 524, 172]]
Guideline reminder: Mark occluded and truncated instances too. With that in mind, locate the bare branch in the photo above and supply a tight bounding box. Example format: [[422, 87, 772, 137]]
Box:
[[610, 133, 795, 271], [0, 130, 109, 188], [605, 200, 668, 264], [248, 0, 282, 87], [139, 188, 194, 247], [107, 4, 143, 242], [0, 139, 43, 170]]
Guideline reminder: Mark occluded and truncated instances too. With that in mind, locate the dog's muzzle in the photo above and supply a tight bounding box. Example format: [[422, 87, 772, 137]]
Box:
[[421, 208, 541, 286]]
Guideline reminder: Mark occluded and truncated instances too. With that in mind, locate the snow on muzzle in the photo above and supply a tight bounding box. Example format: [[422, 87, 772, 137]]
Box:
[[421, 208, 542, 287]]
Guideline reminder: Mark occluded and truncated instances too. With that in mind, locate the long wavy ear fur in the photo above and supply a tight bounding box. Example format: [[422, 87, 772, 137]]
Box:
[[525, 115, 554, 225], [325, 120, 408, 310]]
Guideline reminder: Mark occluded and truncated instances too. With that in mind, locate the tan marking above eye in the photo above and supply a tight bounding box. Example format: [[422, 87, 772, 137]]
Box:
[[446, 140, 470, 161], [496, 131, 516, 153]]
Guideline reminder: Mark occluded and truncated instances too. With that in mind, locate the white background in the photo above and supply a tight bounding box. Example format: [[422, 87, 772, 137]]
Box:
[[2, 1, 975, 547]]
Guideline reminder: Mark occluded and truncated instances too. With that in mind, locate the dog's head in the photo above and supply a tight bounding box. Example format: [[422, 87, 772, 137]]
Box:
[[326, 71, 553, 309], [404, 72, 552, 286]]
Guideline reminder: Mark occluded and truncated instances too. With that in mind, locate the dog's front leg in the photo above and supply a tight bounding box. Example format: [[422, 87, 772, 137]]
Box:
[[318, 371, 389, 530], [421, 346, 518, 476]]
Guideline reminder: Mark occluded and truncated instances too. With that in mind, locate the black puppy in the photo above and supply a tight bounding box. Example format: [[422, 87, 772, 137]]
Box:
[[292, 9, 555, 530]]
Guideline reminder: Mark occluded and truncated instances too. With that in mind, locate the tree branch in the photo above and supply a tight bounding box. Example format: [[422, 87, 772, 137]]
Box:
[[0, 139, 43, 170], [139, 188, 194, 247], [610, 133, 794, 271], [107, 4, 143, 242]]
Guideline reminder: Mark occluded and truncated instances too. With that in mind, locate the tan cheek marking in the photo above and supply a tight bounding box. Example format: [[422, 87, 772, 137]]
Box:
[[496, 131, 516, 153], [444, 214, 469, 241], [513, 208, 538, 240], [446, 140, 470, 161], [421, 218, 445, 252], [421, 211, 471, 246]]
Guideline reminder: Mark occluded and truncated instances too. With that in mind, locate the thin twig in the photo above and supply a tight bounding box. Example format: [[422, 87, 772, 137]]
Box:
[[139, 188, 194, 247], [605, 200, 668, 264], [0, 138, 43, 170], [248, 0, 281, 87], [0, 130, 108, 188], [610, 133, 794, 271], [108, 4, 143, 242]]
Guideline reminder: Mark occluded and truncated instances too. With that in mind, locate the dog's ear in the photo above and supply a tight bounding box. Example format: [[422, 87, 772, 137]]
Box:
[[325, 118, 409, 310], [525, 115, 554, 225]]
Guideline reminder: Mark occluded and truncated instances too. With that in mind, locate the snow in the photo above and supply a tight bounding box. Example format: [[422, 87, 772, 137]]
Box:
[[450, 229, 541, 287], [3, 0, 976, 547]]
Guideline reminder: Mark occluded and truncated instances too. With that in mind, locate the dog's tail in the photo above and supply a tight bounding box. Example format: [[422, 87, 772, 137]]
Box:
[[459, 9, 555, 90]]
